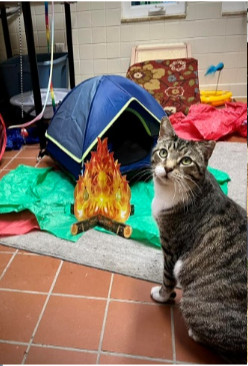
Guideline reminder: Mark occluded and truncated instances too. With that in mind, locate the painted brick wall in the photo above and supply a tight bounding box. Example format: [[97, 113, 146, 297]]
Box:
[[0, 1, 246, 97]]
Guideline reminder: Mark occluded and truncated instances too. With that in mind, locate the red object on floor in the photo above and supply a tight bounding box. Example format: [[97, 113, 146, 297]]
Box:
[[169, 102, 247, 141], [0, 211, 40, 236]]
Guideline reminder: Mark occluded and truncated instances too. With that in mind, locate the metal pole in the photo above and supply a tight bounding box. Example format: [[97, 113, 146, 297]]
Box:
[[22, 2, 42, 115], [1, 6, 12, 58], [22, 2, 47, 151], [64, 2, 75, 89]]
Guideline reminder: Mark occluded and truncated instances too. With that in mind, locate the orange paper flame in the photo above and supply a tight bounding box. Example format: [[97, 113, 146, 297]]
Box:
[[74, 138, 131, 223]]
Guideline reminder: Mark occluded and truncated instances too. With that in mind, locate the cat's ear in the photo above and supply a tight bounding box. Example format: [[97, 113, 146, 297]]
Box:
[[198, 140, 216, 161], [159, 116, 176, 139]]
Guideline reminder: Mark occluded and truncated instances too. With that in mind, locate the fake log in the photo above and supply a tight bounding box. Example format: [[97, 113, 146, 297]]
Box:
[[71, 216, 98, 235], [97, 215, 132, 238], [71, 214, 132, 238]]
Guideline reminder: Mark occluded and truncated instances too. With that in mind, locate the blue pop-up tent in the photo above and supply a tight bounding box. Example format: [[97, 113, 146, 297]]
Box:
[[45, 75, 165, 179]]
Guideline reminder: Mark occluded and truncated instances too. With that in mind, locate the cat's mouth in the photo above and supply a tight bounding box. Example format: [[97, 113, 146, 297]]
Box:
[[155, 174, 171, 184], [154, 166, 172, 184]]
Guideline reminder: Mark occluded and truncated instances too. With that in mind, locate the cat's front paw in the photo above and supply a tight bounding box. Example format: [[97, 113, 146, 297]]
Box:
[[151, 286, 171, 303]]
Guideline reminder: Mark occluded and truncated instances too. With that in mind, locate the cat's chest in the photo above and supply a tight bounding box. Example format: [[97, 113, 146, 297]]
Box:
[[152, 180, 181, 219]]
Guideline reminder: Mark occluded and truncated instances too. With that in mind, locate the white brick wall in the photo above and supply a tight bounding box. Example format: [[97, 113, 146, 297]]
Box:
[[0, 1, 246, 97]]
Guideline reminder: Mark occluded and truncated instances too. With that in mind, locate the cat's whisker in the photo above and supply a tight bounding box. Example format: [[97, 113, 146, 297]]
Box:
[[185, 175, 201, 194], [129, 167, 153, 183], [172, 181, 177, 204], [185, 188, 195, 210], [144, 174, 153, 183], [180, 180, 193, 212], [130, 167, 151, 179], [174, 172, 196, 209], [183, 181, 195, 204], [171, 176, 183, 205], [169, 179, 177, 205], [132, 170, 152, 182], [177, 179, 187, 211], [172, 173, 189, 210]]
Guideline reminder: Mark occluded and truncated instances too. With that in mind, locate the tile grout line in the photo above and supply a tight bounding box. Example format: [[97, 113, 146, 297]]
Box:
[[0, 339, 29, 346], [100, 349, 176, 364], [0, 250, 18, 281], [96, 273, 114, 364], [0, 148, 23, 171], [0, 169, 11, 176], [21, 260, 64, 364], [0, 339, 193, 364], [0, 286, 167, 306], [0, 144, 41, 173], [26, 342, 99, 354], [35, 156, 41, 168], [0, 288, 50, 295], [0, 339, 196, 365], [170, 306, 177, 364]]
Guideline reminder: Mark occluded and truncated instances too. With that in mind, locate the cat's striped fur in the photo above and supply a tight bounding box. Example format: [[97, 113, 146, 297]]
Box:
[[151, 117, 247, 364]]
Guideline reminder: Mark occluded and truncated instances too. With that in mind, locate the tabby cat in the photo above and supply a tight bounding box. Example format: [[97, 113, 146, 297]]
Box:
[[151, 116, 247, 364]]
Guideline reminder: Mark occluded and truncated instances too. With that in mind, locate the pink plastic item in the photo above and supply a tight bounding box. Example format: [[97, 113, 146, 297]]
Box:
[[0, 211, 40, 237]]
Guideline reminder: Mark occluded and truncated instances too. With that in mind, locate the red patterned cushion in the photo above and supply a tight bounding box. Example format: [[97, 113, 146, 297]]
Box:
[[126, 58, 200, 115]]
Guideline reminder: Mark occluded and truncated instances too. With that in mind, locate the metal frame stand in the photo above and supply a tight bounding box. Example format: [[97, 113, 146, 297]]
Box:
[[64, 2, 75, 89], [0, 6, 12, 59], [22, 2, 43, 116], [0, 2, 75, 150]]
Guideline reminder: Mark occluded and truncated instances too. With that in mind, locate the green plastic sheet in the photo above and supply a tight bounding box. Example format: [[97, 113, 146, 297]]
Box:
[[0, 165, 230, 247]]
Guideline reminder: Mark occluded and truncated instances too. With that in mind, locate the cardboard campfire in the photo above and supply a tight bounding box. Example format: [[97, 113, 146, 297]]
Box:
[[71, 138, 133, 238]]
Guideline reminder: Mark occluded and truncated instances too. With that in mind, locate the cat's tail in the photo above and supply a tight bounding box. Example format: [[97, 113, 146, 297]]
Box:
[[218, 349, 247, 365]]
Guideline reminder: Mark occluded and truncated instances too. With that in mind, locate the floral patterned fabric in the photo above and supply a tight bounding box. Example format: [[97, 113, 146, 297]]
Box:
[[126, 58, 200, 115]]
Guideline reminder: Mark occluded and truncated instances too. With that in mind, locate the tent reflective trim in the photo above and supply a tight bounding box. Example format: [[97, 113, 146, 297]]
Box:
[[45, 130, 82, 163], [81, 97, 161, 162], [45, 96, 161, 164], [126, 107, 151, 136]]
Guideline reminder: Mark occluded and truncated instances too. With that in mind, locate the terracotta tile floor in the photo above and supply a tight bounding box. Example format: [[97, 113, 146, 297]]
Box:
[[0, 144, 227, 364]]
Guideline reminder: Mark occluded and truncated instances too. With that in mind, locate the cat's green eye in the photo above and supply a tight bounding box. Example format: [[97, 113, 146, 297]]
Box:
[[159, 149, 168, 159], [181, 157, 192, 165]]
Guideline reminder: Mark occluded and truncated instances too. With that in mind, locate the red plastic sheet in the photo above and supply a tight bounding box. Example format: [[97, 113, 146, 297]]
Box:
[[0, 211, 40, 237], [169, 102, 247, 141]]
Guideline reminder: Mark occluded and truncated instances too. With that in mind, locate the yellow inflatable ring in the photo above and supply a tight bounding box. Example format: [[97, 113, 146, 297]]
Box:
[[200, 90, 232, 107]]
